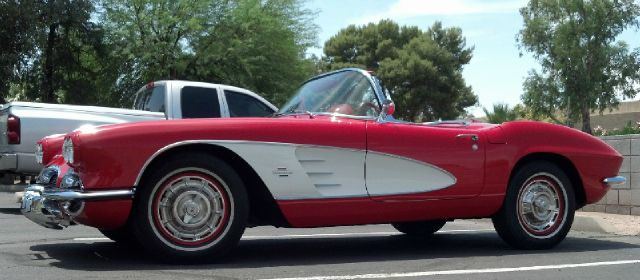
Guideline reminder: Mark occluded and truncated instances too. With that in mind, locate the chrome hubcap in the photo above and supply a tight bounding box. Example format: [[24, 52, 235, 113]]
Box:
[[156, 176, 226, 243], [518, 175, 563, 235]]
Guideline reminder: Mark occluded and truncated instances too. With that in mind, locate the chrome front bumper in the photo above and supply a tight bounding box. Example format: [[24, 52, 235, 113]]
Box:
[[20, 184, 134, 229], [603, 176, 626, 187]]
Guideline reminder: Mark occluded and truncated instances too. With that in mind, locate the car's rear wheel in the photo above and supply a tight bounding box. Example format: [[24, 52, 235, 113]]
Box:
[[492, 161, 575, 249], [392, 220, 447, 235], [132, 153, 248, 263]]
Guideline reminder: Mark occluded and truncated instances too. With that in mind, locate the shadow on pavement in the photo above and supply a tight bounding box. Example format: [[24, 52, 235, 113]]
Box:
[[0, 207, 22, 215], [28, 232, 640, 271]]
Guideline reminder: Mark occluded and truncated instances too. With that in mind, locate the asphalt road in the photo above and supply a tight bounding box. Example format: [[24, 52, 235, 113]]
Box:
[[1, 193, 639, 280]]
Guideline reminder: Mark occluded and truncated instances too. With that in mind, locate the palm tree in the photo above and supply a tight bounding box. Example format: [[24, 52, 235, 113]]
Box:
[[483, 103, 518, 124]]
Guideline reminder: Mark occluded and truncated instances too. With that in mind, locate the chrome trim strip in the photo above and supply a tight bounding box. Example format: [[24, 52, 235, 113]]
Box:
[[280, 111, 377, 121], [45, 190, 134, 201], [25, 185, 135, 201], [603, 176, 626, 186]]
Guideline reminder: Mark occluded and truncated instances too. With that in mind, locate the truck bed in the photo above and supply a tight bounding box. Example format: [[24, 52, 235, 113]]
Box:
[[0, 102, 165, 175]]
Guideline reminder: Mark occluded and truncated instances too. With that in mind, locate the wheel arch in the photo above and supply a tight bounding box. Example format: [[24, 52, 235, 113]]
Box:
[[510, 152, 586, 209], [135, 142, 290, 227]]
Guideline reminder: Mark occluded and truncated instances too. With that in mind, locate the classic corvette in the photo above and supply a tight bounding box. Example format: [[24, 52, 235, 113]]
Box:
[[22, 68, 625, 262]]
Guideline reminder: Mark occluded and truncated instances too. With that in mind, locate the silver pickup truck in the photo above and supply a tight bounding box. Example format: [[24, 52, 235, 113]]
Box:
[[0, 80, 277, 181]]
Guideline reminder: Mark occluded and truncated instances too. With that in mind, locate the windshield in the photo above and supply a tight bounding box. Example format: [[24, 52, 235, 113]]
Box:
[[278, 70, 381, 117]]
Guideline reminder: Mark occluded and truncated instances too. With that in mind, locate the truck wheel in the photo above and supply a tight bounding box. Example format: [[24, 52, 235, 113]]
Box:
[[132, 153, 248, 263], [392, 220, 447, 235], [492, 161, 575, 249]]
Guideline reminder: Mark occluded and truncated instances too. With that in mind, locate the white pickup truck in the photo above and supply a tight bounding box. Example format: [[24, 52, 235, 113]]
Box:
[[0, 81, 277, 181]]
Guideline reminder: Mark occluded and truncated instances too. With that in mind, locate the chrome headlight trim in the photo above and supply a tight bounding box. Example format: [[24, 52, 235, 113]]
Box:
[[36, 166, 60, 186], [60, 170, 82, 190], [62, 137, 74, 164], [35, 143, 43, 164]]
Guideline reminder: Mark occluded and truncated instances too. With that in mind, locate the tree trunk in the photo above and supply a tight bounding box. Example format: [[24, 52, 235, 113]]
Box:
[[581, 103, 592, 135], [43, 23, 58, 103]]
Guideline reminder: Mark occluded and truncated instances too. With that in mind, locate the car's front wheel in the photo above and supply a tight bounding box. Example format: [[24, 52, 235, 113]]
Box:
[[132, 153, 248, 263], [492, 161, 575, 249], [99, 223, 137, 245]]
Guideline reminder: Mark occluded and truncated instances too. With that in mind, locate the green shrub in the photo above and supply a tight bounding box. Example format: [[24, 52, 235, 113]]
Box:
[[593, 121, 640, 136]]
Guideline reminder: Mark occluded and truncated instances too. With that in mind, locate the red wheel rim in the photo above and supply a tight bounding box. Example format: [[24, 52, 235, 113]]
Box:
[[516, 173, 567, 238], [150, 171, 231, 247]]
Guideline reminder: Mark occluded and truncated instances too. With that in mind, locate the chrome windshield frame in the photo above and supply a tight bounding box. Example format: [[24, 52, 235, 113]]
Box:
[[278, 68, 391, 117]]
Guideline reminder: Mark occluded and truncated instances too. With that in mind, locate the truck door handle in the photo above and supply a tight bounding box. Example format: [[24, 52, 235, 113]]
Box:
[[456, 134, 479, 141]]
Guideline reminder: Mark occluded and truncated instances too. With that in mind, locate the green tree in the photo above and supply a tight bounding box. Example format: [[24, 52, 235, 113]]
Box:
[[483, 103, 519, 124], [101, 0, 225, 105], [188, 0, 318, 105], [102, 0, 317, 107], [519, 0, 640, 134], [0, 1, 38, 102], [323, 20, 477, 121], [1, 0, 109, 105]]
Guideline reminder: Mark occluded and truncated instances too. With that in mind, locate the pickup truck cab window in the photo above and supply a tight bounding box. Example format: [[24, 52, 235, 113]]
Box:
[[180, 86, 221, 118], [225, 90, 275, 117], [134, 85, 166, 113]]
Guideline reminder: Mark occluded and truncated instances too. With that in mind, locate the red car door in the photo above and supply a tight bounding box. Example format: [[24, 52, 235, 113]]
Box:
[[365, 121, 486, 201]]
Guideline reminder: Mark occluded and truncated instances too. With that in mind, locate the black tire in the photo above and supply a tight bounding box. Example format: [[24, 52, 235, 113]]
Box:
[[132, 153, 249, 263], [99, 223, 138, 246], [492, 161, 575, 249], [392, 220, 447, 235]]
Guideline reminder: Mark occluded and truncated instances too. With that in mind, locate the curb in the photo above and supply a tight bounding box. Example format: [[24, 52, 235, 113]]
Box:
[[573, 212, 640, 236]]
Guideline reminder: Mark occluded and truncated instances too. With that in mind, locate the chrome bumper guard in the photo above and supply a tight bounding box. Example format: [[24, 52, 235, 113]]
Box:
[[20, 184, 134, 230], [603, 176, 626, 187]]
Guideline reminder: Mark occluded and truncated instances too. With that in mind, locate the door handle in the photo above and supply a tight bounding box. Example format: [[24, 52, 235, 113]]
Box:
[[456, 134, 479, 141]]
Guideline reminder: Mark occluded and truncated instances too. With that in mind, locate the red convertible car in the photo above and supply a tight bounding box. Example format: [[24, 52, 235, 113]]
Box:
[[22, 68, 625, 262]]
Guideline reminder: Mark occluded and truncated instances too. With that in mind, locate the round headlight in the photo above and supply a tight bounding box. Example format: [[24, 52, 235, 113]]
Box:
[[60, 171, 82, 189], [62, 137, 74, 164], [35, 143, 43, 165]]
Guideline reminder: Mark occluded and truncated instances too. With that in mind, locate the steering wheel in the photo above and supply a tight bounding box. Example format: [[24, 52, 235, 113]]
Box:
[[357, 102, 380, 116]]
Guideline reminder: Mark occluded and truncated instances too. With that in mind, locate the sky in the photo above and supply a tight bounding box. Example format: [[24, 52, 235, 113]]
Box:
[[304, 0, 640, 117]]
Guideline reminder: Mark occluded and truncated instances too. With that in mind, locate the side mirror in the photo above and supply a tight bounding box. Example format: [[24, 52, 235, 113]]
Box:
[[377, 99, 395, 122], [383, 100, 395, 116]]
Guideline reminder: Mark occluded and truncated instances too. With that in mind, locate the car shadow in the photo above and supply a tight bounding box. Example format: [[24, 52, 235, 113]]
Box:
[[0, 207, 22, 215], [27, 231, 640, 271]]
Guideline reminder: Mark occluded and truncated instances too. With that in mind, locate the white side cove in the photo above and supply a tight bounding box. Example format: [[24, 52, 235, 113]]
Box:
[[365, 151, 457, 196], [214, 142, 367, 200], [154, 141, 458, 200]]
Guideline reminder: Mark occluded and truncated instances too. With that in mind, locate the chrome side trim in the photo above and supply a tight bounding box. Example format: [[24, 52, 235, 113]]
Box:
[[44, 189, 134, 201], [23, 185, 134, 201], [603, 176, 626, 186]]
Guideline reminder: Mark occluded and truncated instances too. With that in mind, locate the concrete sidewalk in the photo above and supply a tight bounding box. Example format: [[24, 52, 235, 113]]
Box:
[[574, 211, 640, 235]]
